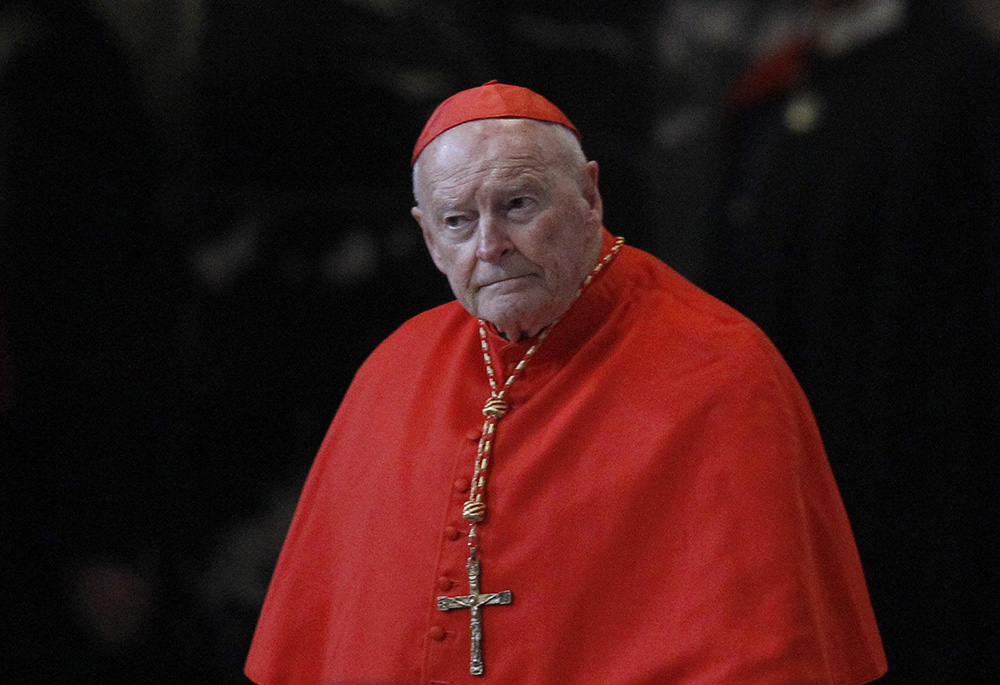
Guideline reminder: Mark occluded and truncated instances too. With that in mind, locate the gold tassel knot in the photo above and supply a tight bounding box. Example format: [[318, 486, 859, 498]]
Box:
[[482, 397, 509, 419], [463, 500, 487, 523]]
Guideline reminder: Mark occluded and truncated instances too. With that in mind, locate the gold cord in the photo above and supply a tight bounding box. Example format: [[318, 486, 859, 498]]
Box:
[[464, 237, 625, 549]]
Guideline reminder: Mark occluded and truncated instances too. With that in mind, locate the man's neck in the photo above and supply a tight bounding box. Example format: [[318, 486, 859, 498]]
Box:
[[493, 323, 545, 343]]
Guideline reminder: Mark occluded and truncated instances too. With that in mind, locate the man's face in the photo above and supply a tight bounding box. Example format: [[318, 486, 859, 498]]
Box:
[[411, 119, 603, 340]]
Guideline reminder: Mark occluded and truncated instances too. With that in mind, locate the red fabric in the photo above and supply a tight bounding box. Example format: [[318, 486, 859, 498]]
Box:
[[411, 80, 581, 166], [246, 231, 886, 684], [725, 37, 813, 115]]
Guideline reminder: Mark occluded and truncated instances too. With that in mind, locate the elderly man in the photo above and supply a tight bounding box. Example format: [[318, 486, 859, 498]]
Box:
[[245, 82, 886, 684]]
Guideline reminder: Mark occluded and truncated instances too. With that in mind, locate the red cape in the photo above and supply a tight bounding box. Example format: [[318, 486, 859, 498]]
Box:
[[246, 232, 886, 684]]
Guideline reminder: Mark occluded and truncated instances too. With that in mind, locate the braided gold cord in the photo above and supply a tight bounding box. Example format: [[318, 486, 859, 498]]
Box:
[[463, 237, 625, 547]]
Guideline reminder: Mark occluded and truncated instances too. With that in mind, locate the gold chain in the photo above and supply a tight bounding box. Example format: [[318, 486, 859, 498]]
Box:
[[463, 236, 625, 550]]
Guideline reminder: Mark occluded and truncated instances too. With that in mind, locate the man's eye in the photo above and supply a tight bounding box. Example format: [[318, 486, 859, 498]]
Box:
[[509, 197, 531, 211], [444, 215, 466, 228]]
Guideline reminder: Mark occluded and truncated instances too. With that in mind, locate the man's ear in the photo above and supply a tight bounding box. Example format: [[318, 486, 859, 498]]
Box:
[[583, 160, 603, 220], [412, 206, 447, 275]]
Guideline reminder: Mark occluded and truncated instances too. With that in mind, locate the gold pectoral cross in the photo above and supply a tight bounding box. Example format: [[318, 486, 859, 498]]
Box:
[[436, 553, 512, 676]]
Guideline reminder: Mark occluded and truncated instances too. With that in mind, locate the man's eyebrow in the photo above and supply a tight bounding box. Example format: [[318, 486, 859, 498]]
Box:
[[431, 203, 462, 220], [429, 184, 469, 208]]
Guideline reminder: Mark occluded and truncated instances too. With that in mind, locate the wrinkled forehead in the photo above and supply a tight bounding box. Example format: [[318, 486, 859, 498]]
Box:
[[414, 119, 570, 194]]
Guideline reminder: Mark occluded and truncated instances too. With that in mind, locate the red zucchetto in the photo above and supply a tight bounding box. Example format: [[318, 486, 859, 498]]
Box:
[[411, 80, 581, 166]]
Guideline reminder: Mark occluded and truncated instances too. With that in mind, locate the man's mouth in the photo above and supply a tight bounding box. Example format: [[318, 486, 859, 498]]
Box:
[[480, 274, 529, 288]]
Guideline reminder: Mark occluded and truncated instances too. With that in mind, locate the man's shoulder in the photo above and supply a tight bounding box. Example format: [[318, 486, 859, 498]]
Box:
[[621, 246, 790, 378], [356, 299, 471, 372], [390, 299, 467, 337], [626, 247, 767, 341]]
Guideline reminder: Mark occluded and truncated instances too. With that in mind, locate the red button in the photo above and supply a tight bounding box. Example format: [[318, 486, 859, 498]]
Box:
[[453, 477, 470, 493], [437, 576, 454, 591], [444, 526, 461, 541], [429, 625, 446, 641], [466, 428, 481, 441]]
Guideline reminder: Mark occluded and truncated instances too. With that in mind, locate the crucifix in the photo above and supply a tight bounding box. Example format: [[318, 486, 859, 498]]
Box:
[[437, 552, 512, 676]]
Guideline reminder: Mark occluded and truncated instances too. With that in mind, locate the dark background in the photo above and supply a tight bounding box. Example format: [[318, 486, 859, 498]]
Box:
[[2, 0, 996, 682]]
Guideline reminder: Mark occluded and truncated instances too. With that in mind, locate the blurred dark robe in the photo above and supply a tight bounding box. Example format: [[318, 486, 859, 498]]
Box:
[[1, 1, 185, 681], [713, 1, 1000, 681]]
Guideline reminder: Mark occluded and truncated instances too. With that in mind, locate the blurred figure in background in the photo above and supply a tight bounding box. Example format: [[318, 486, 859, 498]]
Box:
[[649, 0, 813, 281], [713, 0, 999, 680], [0, 0, 187, 680]]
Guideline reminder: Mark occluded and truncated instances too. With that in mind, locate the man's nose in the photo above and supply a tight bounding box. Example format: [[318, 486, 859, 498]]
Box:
[[475, 214, 513, 263]]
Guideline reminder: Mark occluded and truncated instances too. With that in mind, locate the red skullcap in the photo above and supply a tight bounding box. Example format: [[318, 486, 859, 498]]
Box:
[[411, 80, 581, 166]]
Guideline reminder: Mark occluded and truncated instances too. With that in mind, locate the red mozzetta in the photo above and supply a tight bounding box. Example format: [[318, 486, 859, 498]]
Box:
[[246, 231, 886, 684]]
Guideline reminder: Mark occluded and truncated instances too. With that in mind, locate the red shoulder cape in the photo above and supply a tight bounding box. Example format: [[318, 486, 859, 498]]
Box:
[[246, 232, 886, 684]]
